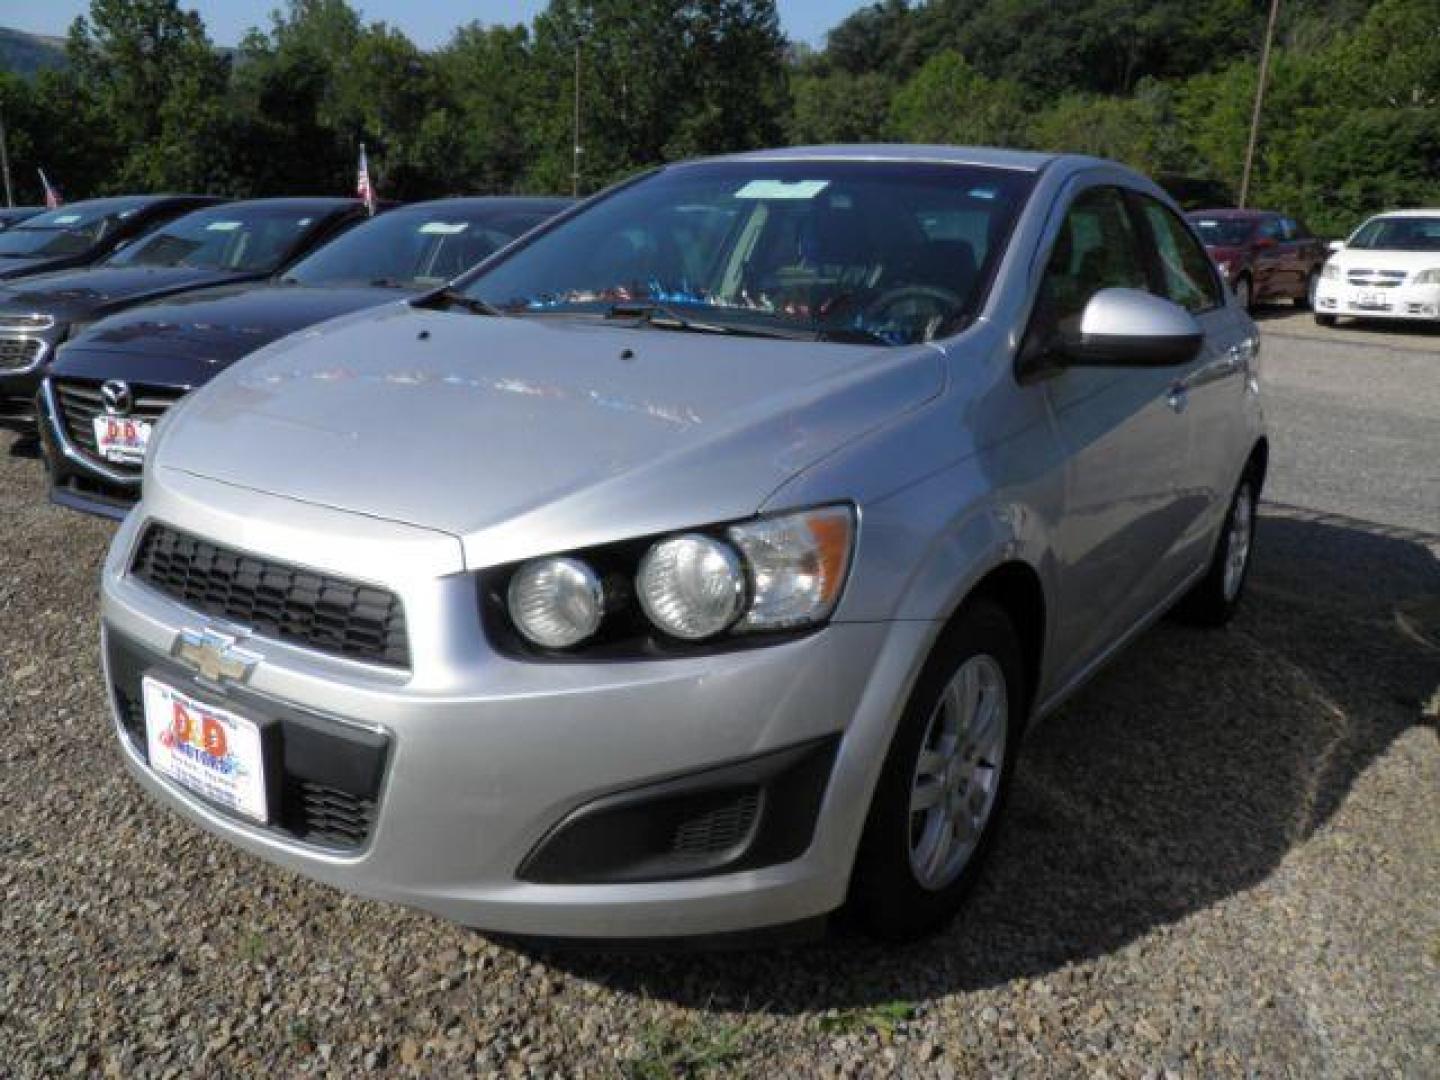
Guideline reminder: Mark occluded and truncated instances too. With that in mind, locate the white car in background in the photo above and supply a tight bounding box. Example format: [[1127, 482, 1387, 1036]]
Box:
[[1314, 209, 1440, 326]]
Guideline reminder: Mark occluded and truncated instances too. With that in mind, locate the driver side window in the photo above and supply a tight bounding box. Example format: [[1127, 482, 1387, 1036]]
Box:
[[1038, 186, 1149, 331]]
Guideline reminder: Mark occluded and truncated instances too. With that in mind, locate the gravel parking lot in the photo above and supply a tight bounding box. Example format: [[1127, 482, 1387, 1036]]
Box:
[[2, 317, 1436, 1077]]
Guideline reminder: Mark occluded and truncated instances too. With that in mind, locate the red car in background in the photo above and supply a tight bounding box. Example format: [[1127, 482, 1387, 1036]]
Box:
[[1188, 209, 1329, 311]]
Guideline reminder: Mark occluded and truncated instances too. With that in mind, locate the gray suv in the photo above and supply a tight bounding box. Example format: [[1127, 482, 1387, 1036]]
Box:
[[101, 146, 1265, 942]]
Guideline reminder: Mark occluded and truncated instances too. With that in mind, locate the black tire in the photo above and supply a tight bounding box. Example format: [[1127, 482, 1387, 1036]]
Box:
[[1295, 271, 1318, 309], [1173, 471, 1259, 627], [1314, 313, 1337, 327], [1233, 275, 1253, 313], [848, 600, 1024, 942]]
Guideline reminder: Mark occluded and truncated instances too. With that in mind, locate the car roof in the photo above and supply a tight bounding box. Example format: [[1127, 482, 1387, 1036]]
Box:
[[395, 196, 575, 215], [1188, 209, 1274, 219], [26, 194, 215, 214], [688, 144, 1062, 173], [190, 197, 361, 214]]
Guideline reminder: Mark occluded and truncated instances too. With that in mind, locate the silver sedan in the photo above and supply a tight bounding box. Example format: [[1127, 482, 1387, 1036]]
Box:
[[100, 145, 1265, 942]]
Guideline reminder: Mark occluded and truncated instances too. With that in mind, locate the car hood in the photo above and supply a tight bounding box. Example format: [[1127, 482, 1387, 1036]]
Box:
[[1331, 249, 1440, 276], [67, 283, 405, 368], [0, 265, 253, 323], [155, 305, 943, 562], [0, 254, 75, 281]]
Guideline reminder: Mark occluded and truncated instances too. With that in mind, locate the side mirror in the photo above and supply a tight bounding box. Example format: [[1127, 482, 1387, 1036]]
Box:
[[1056, 289, 1203, 368], [1328, 239, 1345, 253]]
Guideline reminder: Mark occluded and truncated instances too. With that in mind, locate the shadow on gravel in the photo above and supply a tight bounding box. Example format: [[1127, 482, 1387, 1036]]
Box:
[[523, 508, 1440, 1010]]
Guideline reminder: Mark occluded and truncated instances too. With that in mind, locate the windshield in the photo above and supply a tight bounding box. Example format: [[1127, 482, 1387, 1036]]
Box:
[[0, 203, 133, 258], [1189, 217, 1255, 247], [284, 206, 546, 288], [1348, 216, 1440, 252], [107, 206, 323, 272], [461, 161, 1035, 345]]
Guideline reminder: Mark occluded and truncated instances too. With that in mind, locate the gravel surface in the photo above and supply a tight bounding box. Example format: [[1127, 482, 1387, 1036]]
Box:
[[2, 322, 1437, 1076]]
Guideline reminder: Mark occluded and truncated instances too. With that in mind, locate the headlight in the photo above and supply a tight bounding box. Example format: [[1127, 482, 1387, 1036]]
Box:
[[1413, 268, 1440, 285], [1321, 262, 1339, 280], [728, 505, 853, 630], [637, 534, 746, 640], [494, 504, 856, 654], [507, 556, 604, 648]]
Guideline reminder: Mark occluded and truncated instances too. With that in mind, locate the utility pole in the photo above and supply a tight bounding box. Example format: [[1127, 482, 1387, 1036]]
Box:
[[1239, 0, 1281, 209], [571, 41, 582, 197], [0, 111, 13, 208]]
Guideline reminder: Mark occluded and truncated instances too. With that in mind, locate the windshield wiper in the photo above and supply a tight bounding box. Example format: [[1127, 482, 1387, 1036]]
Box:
[[814, 326, 895, 346], [414, 285, 502, 317], [604, 302, 807, 340]]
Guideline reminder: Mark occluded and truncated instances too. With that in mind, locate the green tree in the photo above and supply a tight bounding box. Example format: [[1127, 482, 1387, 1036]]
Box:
[[889, 51, 1028, 147], [65, 0, 231, 191], [527, 0, 788, 193], [788, 72, 895, 143]]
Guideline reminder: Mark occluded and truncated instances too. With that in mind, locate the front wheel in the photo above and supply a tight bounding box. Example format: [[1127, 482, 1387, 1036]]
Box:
[[848, 600, 1023, 941], [1296, 271, 1318, 309], [1173, 473, 1258, 627]]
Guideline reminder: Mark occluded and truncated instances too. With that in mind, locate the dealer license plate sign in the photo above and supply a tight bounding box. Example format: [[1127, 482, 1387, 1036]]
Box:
[[1355, 292, 1387, 310], [93, 414, 152, 465], [142, 676, 268, 822]]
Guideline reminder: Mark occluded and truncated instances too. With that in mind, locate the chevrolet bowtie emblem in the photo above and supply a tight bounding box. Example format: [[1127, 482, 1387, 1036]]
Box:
[[174, 627, 259, 684]]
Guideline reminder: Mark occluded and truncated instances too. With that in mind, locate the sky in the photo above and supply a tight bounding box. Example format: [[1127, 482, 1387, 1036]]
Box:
[[2, 1, 858, 49]]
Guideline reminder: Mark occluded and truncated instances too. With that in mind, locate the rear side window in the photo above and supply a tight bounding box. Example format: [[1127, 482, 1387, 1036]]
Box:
[[1135, 197, 1223, 313], [1037, 186, 1149, 327]]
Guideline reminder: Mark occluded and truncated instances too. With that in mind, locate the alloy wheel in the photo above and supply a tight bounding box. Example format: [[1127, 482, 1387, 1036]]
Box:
[[1222, 482, 1255, 601], [908, 654, 1008, 891]]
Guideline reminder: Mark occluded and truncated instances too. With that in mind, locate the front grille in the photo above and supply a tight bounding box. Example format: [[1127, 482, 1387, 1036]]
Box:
[[52, 379, 183, 474], [131, 524, 410, 669], [108, 635, 388, 851], [1346, 269, 1406, 288], [0, 334, 42, 372], [671, 789, 762, 858]]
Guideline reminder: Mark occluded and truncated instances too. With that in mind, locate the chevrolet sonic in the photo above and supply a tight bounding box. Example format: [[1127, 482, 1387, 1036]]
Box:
[[101, 147, 1266, 942]]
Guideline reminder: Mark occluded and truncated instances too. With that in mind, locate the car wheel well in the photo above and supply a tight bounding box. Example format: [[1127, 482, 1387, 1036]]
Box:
[[944, 562, 1045, 718]]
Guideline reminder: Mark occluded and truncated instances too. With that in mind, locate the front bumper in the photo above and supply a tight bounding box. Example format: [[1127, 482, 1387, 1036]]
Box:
[[1314, 279, 1440, 321], [100, 499, 931, 938], [36, 378, 143, 519], [0, 332, 53, 420]]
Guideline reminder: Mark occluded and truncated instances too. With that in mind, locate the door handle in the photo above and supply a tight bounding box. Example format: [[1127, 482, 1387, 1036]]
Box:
[[1166, 385, 1188, 413]]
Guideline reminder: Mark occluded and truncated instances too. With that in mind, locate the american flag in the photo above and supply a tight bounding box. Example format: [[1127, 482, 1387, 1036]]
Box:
[[38, 168, 62, 209], [356, 144, 376, 216]]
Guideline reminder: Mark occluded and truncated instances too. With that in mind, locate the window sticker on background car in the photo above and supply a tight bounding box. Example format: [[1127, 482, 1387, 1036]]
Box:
[[734, 180, 830, 200], [53, 214, 80, 225], [205, 221, 241, 232], [420, 222, 470, 235]]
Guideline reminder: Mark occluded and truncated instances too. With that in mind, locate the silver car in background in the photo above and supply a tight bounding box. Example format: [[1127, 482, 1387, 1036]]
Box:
[[101, 146, 1265, 942]]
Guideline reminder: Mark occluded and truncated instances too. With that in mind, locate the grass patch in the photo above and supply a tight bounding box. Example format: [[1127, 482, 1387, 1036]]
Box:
[[622, 1015, 747, 1078], [817, 1000, 917, 1037]]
